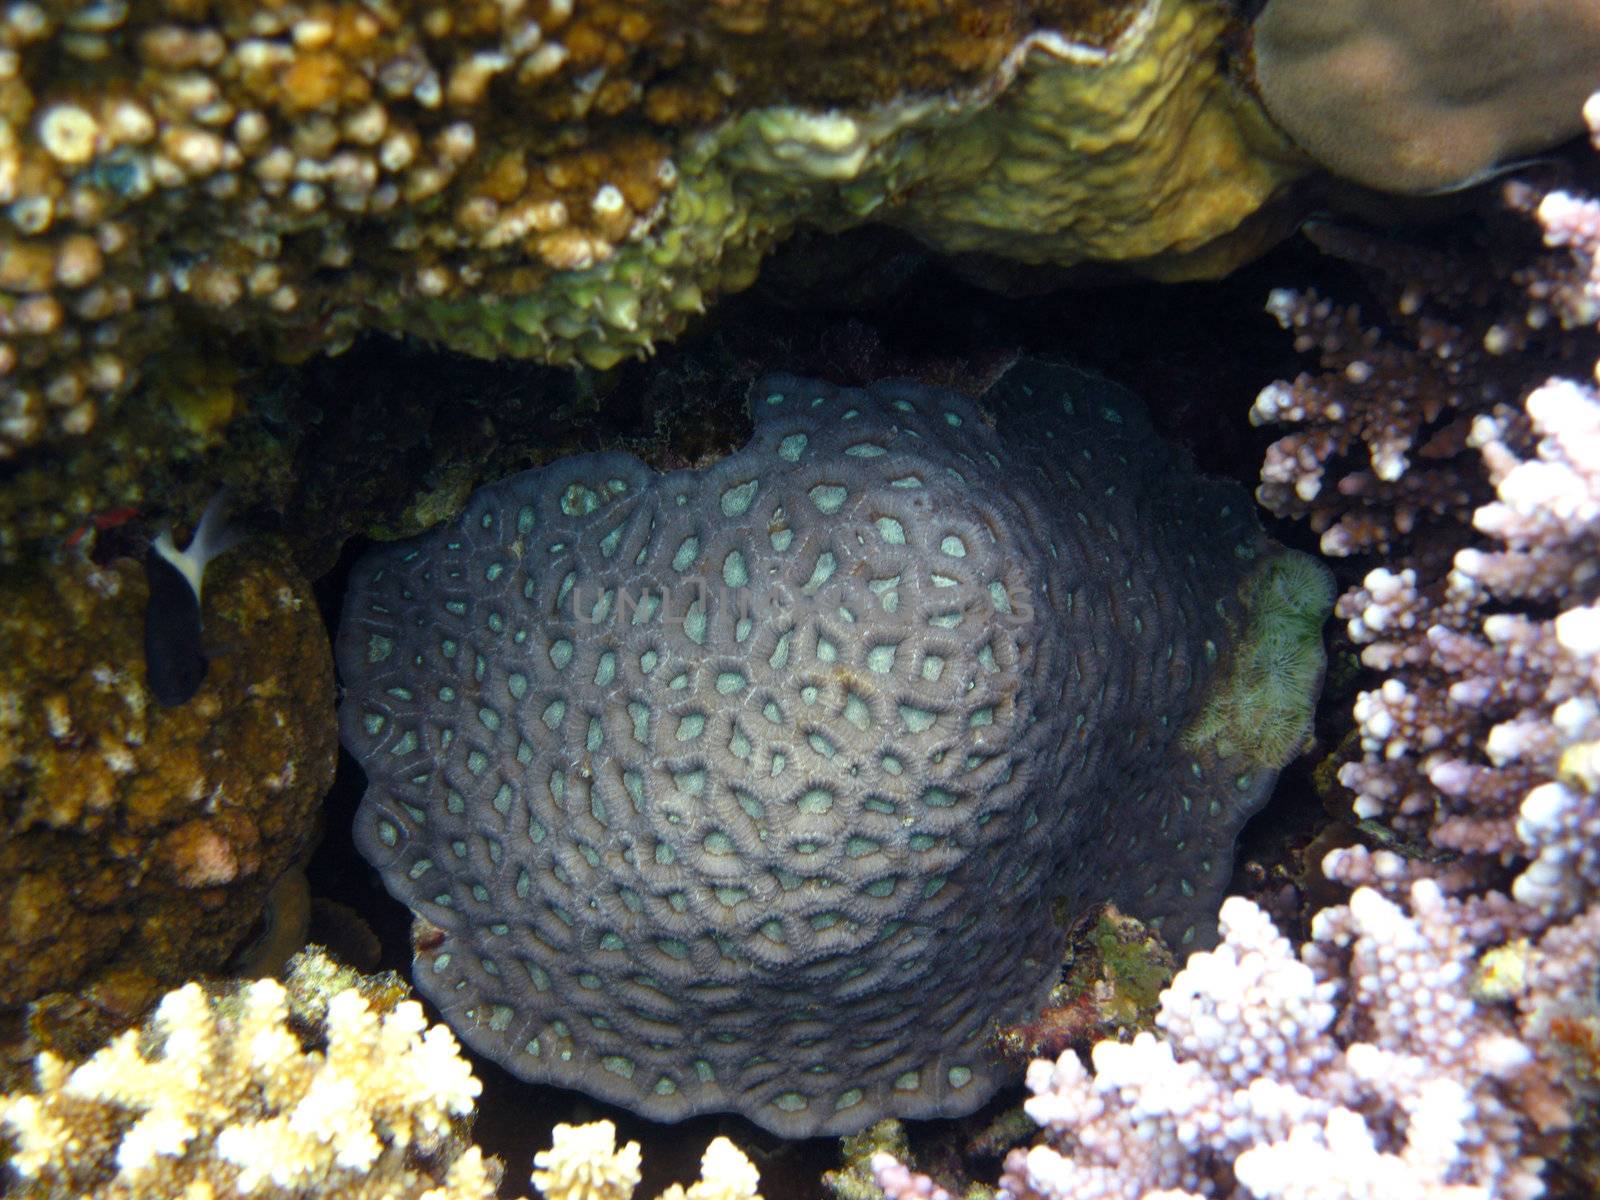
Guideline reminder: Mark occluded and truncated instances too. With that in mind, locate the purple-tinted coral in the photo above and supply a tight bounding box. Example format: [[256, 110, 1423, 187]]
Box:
[[999, 885, 1550, 1199], [337, 361, 1327, 1136]]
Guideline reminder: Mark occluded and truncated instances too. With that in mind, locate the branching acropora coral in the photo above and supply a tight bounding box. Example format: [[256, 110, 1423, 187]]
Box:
[[0, 973, 491, 1198], [0, 957, 765, 1200]]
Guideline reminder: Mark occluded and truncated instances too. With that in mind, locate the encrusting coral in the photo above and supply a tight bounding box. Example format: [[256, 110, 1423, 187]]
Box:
[[0, 0, 1301, 472], [872, 89, 1600, 1200], [338, 359, 1330, 1136], [0, 535, 335, 1080]]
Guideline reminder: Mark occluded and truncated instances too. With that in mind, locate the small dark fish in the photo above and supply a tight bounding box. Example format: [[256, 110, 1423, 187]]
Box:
[[143, 491, 241, 706]]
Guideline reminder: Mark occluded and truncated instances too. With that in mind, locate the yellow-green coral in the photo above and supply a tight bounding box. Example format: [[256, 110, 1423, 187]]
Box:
[[0, 0, 1298, 470], [1182, 548, 1336, 769], [861, 0, 1301, 276], [825, 1120, 913, 1200], [409, 0, 1303, 362]]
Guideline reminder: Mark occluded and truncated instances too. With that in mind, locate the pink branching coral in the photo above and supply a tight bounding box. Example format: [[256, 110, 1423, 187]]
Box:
[[1328, 100, 1600, 927], [1249, 222, 1539, 562], [994, 886, 1554, 1200], [874, 92, 1600, 1200]]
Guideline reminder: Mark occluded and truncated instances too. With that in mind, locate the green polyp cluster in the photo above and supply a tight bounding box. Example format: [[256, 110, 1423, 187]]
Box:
[[1182, 548, 1335, 770]]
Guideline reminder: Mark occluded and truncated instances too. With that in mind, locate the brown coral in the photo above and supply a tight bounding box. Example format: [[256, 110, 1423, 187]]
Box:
[[0, 0, 1160, 462], [0, 535, 335, 1075], [1248, 220, 1592, 562]]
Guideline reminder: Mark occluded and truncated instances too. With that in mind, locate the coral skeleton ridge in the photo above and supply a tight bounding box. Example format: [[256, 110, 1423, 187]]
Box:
[[337, 360, 1330, 1135]]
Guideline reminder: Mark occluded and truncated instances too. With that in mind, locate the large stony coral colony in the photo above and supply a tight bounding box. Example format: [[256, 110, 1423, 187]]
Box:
[[0, 0, 1293, 467]]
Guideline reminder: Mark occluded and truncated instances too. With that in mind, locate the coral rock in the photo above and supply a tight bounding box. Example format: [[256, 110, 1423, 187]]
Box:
[[1251, 0, 1600, 192], [0, 540, 335, 1047], [0, 0, 1299, 470]]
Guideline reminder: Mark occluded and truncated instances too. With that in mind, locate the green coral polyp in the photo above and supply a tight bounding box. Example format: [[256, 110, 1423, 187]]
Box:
[[1182, 549, 1335, 768]]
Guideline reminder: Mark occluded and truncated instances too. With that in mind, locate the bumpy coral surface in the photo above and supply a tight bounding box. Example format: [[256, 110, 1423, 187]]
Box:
[[337, 360, 1330, 1136], [1250, 0, 1600, 192], [0, 953, 494, 1199], [988, 885, 1556, 1200], [0, 0, 1298, 469], [0, 541, 335, 1037]]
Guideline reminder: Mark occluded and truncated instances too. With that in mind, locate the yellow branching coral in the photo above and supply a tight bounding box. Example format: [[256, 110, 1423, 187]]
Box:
[[531, 1121, 762, 1200], [0, 977, 491, 1199], [0, 959, 765, 1200], [656, 1136, 763, 1200], [531, 1121, 643, 1200]]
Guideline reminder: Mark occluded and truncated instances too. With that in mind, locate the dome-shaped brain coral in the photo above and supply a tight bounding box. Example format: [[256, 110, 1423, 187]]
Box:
[[336, 360, 1331, 1136]]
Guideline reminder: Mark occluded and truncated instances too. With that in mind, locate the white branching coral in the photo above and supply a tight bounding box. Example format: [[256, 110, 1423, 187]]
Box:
[[0, 975, 491, 1199], [878, 86, 1600, 1200], [531, 1120, 643, 1200], [993, 887, 1552, 1200], [0, 946, 766, 1200], [1334, 371, 1600, 915], [530, 1120, 762, 1200], [1331, 94, 1600, 913]]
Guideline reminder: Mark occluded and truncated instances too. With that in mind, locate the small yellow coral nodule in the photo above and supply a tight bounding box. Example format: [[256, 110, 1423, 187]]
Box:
[[531, 1120, 643, 1200], [682, 1136, 762, 1200]]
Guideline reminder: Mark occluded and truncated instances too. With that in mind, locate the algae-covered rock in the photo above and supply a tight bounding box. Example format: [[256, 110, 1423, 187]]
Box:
[[0, 538, 335, 1073]]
